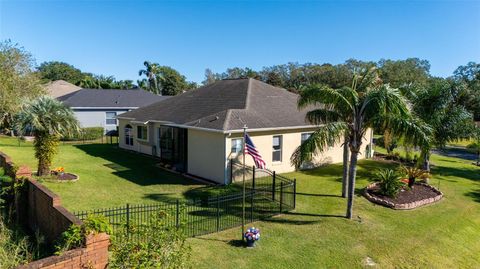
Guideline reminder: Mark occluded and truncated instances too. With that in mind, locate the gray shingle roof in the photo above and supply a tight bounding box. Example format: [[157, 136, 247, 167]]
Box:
[[118, 78, 314, 131], [59, 89, 170, 108]]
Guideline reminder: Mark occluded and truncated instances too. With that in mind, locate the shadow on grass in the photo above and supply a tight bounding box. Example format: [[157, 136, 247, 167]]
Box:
[[74, 144, 204, 186], [285, 212, 345, 218], [432, 165, 480, 182], [296, 192, 342, 198], [465, 189, 480, 203]]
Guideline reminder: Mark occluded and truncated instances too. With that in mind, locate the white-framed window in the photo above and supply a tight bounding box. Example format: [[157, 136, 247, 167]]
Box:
[[272, 135, 282, 162], [137, 125, 148, 140], [301, 132, 312, 144], [125, 124, 133, 146], [106, 112, 117, 125], [231, 138, 243, 154]]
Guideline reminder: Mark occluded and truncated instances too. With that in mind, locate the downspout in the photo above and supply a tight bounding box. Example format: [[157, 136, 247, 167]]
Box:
[[223, 134, 228, 185]]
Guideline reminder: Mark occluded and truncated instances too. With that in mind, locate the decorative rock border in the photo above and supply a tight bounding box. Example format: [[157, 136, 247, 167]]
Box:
[[364, 182, 443, 210], [33, 172, 80, 183]]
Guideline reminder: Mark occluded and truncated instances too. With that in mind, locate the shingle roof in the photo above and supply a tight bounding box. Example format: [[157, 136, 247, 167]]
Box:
[[45, 80, 81, 98], [59, 89, 170, 108], [118, 78, 314, 131]]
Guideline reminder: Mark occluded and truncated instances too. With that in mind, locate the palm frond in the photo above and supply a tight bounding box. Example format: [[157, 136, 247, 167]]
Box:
[[305, 109, 341, 125], [291, 121, 347, 168], [298, 84, 354, 115]]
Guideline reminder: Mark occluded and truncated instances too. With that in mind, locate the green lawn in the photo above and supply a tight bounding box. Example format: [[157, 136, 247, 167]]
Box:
[[0, 136, 207, 211], [189, 151, 480, 268], [1, 136, 479, 267]]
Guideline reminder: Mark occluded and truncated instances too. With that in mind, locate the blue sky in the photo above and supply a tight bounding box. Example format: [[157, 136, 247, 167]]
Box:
[[1, 0, 479, 83]]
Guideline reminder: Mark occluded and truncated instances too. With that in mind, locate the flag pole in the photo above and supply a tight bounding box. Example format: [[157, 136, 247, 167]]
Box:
[[242, 124, 247, 241]]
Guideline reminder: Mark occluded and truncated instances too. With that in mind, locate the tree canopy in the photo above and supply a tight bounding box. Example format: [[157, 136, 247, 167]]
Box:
[[0, 40, 45, 133], [139, 61, 197, 95]]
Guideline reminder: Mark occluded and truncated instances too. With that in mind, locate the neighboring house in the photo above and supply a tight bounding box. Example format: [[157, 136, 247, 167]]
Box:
[[45, 80, 81, 98], [117, 78, 372, 184], [59, 89, 169, 133]]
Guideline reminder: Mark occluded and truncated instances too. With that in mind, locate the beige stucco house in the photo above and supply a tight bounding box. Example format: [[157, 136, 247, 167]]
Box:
[[117, 78, 372, 184]]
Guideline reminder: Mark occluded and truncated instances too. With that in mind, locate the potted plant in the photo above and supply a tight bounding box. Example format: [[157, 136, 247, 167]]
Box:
[[244, 227, 260, 247]]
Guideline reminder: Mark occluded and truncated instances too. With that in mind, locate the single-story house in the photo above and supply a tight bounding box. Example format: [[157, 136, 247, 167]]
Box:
[[58, 89, 169, 133], [117, 78, 372, 184]]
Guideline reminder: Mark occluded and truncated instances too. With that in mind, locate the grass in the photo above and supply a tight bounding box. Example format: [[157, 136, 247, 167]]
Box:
[[0, 136, 207, 211], [189, 150, 480, 268], [1, 135, 480, 267]]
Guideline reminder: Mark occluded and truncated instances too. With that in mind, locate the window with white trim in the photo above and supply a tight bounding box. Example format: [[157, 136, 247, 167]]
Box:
[[137, 125, 148, 140], [105, 112, 117, 125], [125, 124, 133, 146], [301, 132, 312, 144], [231, 138, 243, 154], [272, 135, 282, 162]]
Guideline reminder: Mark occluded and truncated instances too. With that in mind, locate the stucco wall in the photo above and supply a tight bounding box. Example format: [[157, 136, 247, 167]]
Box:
[[118, 119, 155, 155], [227, 128, 373, 174], [187, 129, 226, 184], [73, 109, 129, 132]]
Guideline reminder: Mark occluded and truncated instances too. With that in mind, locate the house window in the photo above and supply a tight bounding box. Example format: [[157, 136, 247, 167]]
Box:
[[231, 138, 243, 154], [272, 135, 282, 162], [137, 125, 148, 140], [105, 112, 117, 125], [301, 132, 312, 144], [125, 124, 133, 146]]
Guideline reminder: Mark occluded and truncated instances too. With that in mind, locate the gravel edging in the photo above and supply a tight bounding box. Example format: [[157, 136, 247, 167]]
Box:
[[364, 182, 443, 210]]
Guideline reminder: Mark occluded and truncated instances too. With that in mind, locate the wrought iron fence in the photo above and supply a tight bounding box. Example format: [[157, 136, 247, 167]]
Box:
[[74, 170, 296, 240]]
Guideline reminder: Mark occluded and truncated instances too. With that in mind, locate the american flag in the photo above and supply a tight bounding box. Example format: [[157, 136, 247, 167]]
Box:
[[244, 133, 266, 169]]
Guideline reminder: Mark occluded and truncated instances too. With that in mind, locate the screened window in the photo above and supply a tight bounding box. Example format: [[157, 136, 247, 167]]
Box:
[[272, 135, 282, 162], [301, 132, 312, 143], [125, 124, 133, 146], [106, 112, 117, 125], [137, 126, 148, 140], [231, 138, 243, 154]]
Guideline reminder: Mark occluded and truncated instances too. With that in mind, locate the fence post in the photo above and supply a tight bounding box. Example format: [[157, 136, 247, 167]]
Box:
[[176, 199, 180, 228], [252, 166, 256, 190], [216, 196, 220, 232], [272, 171, 276, 201], [126, 203, 130, 232], [280, 182, 284, 213], [293, 178, 297, 209]]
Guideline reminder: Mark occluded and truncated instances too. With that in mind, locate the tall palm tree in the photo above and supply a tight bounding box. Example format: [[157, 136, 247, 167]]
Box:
[[15, 96, 80, 176], [292, 70, 430, 219], [139, 61, 160, 94]]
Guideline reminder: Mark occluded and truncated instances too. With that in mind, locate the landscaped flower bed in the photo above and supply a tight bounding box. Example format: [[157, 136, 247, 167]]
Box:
[[364, 182, 443, 210], [38, 167, 79, 182]]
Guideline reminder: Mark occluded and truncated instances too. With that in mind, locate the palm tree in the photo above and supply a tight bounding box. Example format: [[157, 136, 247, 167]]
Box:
[[15, 97, 80, 176], [139, 61, 160, 94], [292, 69, 430, 219]]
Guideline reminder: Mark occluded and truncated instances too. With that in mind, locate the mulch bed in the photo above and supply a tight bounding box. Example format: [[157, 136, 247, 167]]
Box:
[[364, 182, 443, 210], [36, 172, 79, 182]]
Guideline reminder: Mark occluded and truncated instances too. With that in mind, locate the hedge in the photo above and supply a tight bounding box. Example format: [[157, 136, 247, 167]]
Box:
[[62, 127, 104, 141]]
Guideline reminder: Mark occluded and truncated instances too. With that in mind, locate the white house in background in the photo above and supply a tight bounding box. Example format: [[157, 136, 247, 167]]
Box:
[[117, 78, 372, 185], [58, 89, 169, 133]]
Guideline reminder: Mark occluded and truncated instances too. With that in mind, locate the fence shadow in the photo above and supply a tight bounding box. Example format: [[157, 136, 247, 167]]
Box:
[[74, 144, 204, 187]]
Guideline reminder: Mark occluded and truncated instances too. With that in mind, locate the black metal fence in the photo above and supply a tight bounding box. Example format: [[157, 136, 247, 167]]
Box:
[[74, 166, 296, 240]]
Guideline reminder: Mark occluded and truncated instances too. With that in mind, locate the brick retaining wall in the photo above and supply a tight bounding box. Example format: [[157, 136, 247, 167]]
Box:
[[0, 151, 110, 269]]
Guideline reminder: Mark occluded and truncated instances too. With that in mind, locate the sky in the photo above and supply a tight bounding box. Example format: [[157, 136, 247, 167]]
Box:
[[1, 0, 479, 83]]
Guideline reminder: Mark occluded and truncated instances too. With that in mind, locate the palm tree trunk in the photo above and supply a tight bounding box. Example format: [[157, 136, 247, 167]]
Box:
[[346, 149, 359, 219], [37, 158, 50, 176], [342, 136, 349, 198], [422, 150, 430, 172]]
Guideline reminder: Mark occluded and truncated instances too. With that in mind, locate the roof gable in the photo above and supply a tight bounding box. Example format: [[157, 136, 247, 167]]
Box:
[[59, 89, 169, 108]]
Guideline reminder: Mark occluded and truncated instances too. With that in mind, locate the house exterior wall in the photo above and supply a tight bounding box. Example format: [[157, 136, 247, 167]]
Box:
[[118, 118, 373, 185], [73, 108, 130, 133], [187, 129, 226, 184], [227, 128, 373, 181]]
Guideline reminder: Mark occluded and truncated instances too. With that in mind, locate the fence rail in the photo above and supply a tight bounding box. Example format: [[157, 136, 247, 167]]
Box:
[[75, 171, 296, 240]]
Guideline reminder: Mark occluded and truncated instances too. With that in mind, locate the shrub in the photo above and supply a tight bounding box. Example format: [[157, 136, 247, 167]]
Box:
[[373, 169, 404, 198], [54, 214, 111, 255], [62, 127, 104, 141], [400, 166, 430, 188], [0, 217, 31, 268], [110, 211, 191, 269]]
